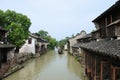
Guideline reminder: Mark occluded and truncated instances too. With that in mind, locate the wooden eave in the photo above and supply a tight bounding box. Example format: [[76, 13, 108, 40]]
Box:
[[0, 43, 15, 48], [92, 0, 120, 22]]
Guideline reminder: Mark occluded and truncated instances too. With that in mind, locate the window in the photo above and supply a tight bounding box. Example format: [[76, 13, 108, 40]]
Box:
[[28, 38, 32, 44]]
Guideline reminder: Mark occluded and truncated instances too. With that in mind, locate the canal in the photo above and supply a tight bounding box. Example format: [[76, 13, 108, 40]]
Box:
[[4, 49, 85, 80]]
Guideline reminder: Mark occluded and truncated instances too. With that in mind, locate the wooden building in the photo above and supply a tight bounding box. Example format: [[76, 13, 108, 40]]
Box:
[[80, 0, 120, 80], [92, 0, 120, 40]]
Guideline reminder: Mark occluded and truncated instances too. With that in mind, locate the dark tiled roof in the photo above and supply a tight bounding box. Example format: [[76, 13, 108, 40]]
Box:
[[30, 33, 48, 43], [0, 26, 7, 32], [0, 43, 15, 48], [81, 33, 92, 39], [72, 43, 82, 48], [77, 33, 92, 42], [29, 33, 39, 39], [80, 40, 120, 59]]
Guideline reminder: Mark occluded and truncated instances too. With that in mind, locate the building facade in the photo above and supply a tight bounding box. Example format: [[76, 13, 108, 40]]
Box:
[[80, 1, 120, 80], [68, 30, 86, 54], [19, 33, 49, 57]]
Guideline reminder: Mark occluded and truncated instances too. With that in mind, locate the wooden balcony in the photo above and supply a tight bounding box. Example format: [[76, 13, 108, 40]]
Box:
[[106, 19, 120, 38]]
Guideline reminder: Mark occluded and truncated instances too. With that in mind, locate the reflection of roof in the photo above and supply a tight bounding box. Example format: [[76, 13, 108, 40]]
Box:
[[80, 40, 120, 59], [0, 43, 15, 48], [0, 26, 7, 32]]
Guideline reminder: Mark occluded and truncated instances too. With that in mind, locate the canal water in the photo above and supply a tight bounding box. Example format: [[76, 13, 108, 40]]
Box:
[[4, 49, 85, 80]]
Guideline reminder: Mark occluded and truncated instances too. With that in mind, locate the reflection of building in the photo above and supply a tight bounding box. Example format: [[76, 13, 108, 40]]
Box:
[[67, 30, 86, 54], [19, 33, 49, 57], [80, 1, 120, 80], [67, 54, 85, 80], [0, 26, 15, 77]]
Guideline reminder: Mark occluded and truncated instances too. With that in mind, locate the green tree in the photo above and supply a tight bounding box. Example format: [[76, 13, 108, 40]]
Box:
[[49, 37, 58, 49], [37, 30, 58, 49], [0, 10, 5, 26], [0, 9, 31, 52], [58, 39, 67, 49], [7, 23, 25, 51], [38, 30, 48, 39]]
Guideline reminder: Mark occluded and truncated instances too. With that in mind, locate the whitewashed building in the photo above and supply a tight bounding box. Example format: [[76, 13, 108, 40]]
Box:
[[19, 33, 49, 56]]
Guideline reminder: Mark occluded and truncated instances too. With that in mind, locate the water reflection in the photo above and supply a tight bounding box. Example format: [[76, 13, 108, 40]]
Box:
[[67, 52, 85, 80], [4, 50, 85, 80]]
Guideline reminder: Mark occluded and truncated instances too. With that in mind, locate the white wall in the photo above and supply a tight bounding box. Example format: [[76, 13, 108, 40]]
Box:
[[19, 36, 36, 54]]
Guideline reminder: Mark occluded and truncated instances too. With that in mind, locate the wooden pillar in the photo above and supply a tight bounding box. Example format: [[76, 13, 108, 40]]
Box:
[[100, 61, 111, 80], [105, 17, 108, 26], [111, 66, 116, 80], [110, 15, 112, 23], [100, 61, 103, 80], [105, 17, 108, 36], [91, 56, 96, 80], [94, 58, 96, 80], [111, 66, 120, 80]]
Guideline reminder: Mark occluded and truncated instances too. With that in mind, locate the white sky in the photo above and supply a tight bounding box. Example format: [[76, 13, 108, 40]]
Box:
[[0, 0, 118, 40]]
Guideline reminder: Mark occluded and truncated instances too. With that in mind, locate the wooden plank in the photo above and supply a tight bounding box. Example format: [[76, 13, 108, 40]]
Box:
[[100, 61, 103, 80], [94, 58, 96, 80]]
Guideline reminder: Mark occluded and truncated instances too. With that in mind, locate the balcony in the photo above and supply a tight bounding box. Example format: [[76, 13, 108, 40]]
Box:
[[106, 19, 120, 38]]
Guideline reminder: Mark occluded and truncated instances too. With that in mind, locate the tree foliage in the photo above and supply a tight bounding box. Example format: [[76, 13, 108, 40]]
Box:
[[7, 23, 25, 48], [58, 37, 69, 49], [37, 30, 58, 49], [38, 30, 48, 39], [58, 39, 67, 49], [0, 9, 31, 51]]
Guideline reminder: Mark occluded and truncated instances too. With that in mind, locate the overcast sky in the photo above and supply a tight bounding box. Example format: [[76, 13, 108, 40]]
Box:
[[0, 0, 117, 40]]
